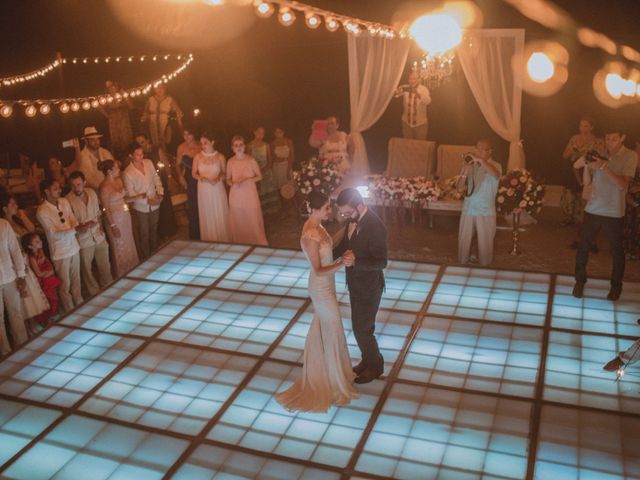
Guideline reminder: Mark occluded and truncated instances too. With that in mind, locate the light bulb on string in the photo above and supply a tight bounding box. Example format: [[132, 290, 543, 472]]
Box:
[[91, 99, 99, 108], [325, 17, 340, 32], [82, 100, 91, 110], [98, 96, 107, 105], [278, 8, 296, 26], [71, 102, 80, 112], [25, 104, 37, 117], [39, 103, 51, 115], [305, 13, 321, 29], [255, 1, 274, 18], [0, 104, 13, 118], [59, 103, 70, 113]]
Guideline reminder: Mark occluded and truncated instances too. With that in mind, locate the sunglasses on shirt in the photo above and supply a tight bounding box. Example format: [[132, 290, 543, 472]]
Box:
[[57, 208, 65, 224]]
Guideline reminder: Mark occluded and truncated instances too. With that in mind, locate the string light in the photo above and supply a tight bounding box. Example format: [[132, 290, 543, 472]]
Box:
[[1, 59, 61, 87], [325, 17, 340, 32], [255, 1, 275, 18], [0, 53, 194, 118], [278, 7, 296, 26], [305, 12, 321, 29]]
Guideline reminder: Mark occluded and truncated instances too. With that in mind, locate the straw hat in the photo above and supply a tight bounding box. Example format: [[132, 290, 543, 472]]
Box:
[[82, 126, 103, 139]]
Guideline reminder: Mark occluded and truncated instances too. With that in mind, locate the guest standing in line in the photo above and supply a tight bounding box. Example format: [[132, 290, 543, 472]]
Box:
[[70, 127, 114, 190], [192, 131, 230, 242], [123, 143, 164, 260], [141, 84, 183, 149], [309, 116, 353, 175], [176, 125, 202, 240], [99, 160, 140, 277], [45, 156, 70, 196], [227, 136, 268, 246], [270, 127, 295, 189], [248, 126, 279, 216], [100, 80, 134, 159], [36, 179, 83, 313]]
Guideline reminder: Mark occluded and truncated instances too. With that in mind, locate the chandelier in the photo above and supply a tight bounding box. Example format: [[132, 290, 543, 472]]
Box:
[[412, 50, 455, 89]]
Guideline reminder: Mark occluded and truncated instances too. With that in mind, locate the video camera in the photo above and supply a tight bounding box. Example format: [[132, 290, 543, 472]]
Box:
[[585, 149, 608, 163]]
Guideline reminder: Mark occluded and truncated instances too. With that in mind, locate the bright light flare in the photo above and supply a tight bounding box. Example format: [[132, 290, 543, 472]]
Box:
[[522, 40, 569, 97], [527, 52, 554, 83], [410, 14, 462, 55]]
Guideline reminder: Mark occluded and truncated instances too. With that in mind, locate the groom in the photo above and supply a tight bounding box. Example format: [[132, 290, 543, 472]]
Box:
[[333, 188, 388, 384]]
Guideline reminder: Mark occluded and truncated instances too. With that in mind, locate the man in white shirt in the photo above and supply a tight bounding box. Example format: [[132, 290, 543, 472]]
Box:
[[66, 171, 113, 297], [123, 143, 164, 259], [70, 126, 114, 189], [36, 178, 83, 313], [0, 218, 27, 356], [394, 72, 432, 140]]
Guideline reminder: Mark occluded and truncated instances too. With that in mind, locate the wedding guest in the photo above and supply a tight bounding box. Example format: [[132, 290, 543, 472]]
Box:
[[456, 139, 502, 266], [0, 216, 28, 356], [1, 195, 50, 333], [573, 128, 638, 301], [141, 84, 183, 149], [561, 116, 604, 227], [123, 142, 164, 259], [248, 126, 279, 216], [36, 178, 83, 312], [70, 126, 115, 189], [394, 71, 432, 140], [45, 156, 70, 196], [100, 80, 134, 159], [193, 131, 230, 242], [22, 233, 62, 328], [135, 133, 178, 241], [623, 143, 640, 260], [227, 135, 268, 246], [98, 160, 140, 277], [270, 127, 295, 190], [176, 125, 202, 239], [66, 171, 113, 296], [309, 116, 353, 174]]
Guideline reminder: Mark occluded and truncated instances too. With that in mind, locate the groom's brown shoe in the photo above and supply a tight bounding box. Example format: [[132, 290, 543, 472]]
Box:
[[354, 366, 383, 384], [353, 362, 366, 375]]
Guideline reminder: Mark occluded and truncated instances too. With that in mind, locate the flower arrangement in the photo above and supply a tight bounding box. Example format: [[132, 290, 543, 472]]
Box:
[[495, 169, 545, 215], [439, 175, 465, 200], [293, 157, 343, 196], [366, 175, 441, 204]]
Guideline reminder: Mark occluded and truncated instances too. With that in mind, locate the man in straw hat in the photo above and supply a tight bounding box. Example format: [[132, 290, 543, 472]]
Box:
[[70, 126, 114, 189]]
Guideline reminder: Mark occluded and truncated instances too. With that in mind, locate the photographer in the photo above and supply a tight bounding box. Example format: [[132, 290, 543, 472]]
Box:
[[573, 129, 638, 301], [394, 72, 431, 140], [456, 139, 502, 266]]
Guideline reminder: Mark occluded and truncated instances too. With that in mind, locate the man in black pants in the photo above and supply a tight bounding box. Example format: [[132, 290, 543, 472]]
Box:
[[572, 128, 637, 301], [334, 188, 388, 384]]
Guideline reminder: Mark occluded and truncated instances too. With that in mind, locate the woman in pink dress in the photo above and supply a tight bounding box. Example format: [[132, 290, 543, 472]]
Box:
[[98, 159, 140, 277], [226, 135, 268, 246]]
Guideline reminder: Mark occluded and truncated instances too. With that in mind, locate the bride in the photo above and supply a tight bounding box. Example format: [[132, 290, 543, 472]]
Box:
[[275, 191, 359, 412]]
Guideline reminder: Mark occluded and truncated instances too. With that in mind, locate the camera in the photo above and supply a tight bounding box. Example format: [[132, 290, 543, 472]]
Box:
[[585, 149, 607, 163], [463, 154, 475, 164]]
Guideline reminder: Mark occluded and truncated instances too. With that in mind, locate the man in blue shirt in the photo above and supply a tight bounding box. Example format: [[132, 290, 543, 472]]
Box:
[[573, 129, 638, 301], [457, 139, 502, 266]]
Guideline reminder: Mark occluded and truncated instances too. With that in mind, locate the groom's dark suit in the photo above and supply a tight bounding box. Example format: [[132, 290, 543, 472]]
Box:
[[333, 208, 388, 374]]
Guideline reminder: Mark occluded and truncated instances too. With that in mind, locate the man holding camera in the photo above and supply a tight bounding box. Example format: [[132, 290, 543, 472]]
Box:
[[573, 129, 638, 301], [457, 139, 502, 266], [394, 72, 431, 140]]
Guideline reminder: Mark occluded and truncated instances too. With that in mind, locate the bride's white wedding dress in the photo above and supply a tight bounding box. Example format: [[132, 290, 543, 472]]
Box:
[[275, 223, 359, 412]]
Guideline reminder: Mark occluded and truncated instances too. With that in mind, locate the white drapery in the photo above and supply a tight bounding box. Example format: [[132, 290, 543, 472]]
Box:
[[458, 29, 526, 171], [347, 34, 410, 177]]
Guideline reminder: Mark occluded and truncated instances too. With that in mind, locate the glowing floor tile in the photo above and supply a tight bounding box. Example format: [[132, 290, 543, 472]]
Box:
[[534, 405, 640, 480], [128, 241, 250, 286], [2, 414, 189, 480], [427, 266, 550, 325], [61, 279, 204, 336], [80, 342, 257, 435], [552, 276, 640, 336], [217, 247, 310, 297], [0, 399, 61, 465], [159, 290, 306, 356], [172, 443, 341, 479], [270, 304, 416, 376], [544, 331, 640, 414], [355, 383, 531, 480], [0, 327, 142, 407], [399, 316, 542, 398], [206, 361, 383, 468]]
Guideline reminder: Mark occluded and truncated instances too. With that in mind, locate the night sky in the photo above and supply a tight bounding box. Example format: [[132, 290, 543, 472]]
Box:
[[0, 0, 639, 184]]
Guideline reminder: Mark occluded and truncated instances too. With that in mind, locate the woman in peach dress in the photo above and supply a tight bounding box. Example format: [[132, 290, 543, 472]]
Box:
[[226, 136, 268, 246]]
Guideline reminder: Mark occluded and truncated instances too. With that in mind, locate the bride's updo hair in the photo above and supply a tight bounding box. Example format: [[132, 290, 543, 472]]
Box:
[[307, 191, 329, 211]]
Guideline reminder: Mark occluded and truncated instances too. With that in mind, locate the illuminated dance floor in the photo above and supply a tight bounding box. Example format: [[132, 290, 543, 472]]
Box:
[[1, 240, 639, 479]]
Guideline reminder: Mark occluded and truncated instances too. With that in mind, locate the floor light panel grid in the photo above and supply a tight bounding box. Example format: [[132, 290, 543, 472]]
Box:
[[0, 240, 639, 480], [158, 289, 307, 356], [270, 304, 417, 376], [428, 266, 550, 326], [79, 342, 258, 435], [398, 316, 543, 398], [127, 241, 250, 286], [0, 327, 143, 407], [60, 279, 204, 337], [552, 275, 640, 336]]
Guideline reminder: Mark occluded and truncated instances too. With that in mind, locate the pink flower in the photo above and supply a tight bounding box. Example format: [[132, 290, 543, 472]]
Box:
[[519, 176, 527, 183], [313, 179, 321, 186], [507, 188, 515, 196], [497, 197, 505, 203], [519, 200, 527, 207], [510, 178, 518, 186]]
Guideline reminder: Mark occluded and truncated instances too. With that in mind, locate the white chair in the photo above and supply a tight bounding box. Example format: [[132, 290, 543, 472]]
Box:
[[386, 137, 436, 178], [435, 144, 476, 180]]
